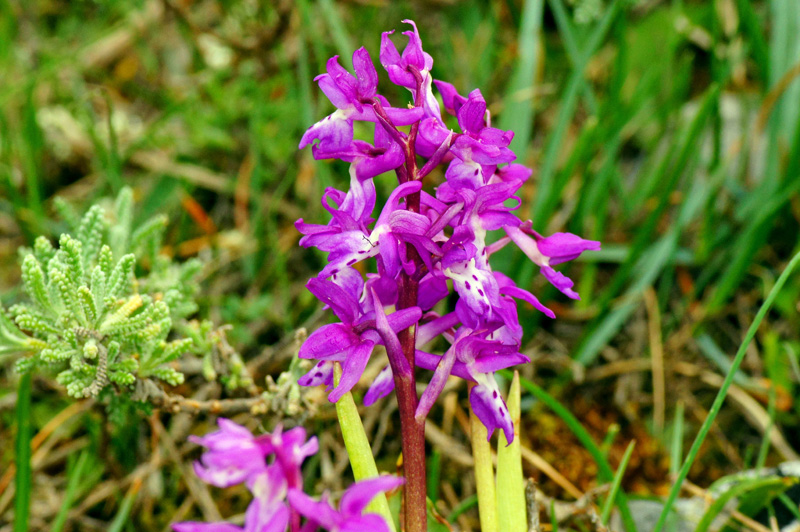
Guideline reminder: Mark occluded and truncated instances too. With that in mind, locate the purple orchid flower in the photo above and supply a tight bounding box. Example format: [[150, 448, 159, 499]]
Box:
[[380, 19, 444, 135], [433, 80, 468, 116], [450, 89, 515, 165], [174, 420, 403, 532], [288, 476, 404, 532], [435, 181, 527, 322], [415, 327, 528, 442], [296, 176, 375, 258], [505, 223, 601, 299], [297, 181, 434, 280], [201, 467, 291, 532], [363, 310, 461, 406], [189, 418, 270, 488], [380, 20, 433, 89], [297, 278, 421, 402], [174, 420, 320, 532], [310, 124, 405, 182], [363, 364, 395, 406], [173, 523, 245, 532], [263, 425, 319, 490], [172, 492, 289, 532], [296, 21, 603, 502], [414, 116, 452, 158], [299, 49, 423, 153]]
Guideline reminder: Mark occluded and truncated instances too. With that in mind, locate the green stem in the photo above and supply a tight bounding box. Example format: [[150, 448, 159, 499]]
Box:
[[333, 364, 396, 531], [496, 372, 526, 532]]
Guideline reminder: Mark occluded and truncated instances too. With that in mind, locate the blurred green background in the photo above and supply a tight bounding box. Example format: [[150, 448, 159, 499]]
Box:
[[1, 0, 800, 530]]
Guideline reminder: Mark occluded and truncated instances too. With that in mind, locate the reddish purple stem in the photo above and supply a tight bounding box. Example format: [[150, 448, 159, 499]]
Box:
[[376, 64, 428, 532]]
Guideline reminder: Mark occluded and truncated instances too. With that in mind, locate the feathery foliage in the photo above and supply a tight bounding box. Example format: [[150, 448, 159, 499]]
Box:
[[1, 187, 205, 398]]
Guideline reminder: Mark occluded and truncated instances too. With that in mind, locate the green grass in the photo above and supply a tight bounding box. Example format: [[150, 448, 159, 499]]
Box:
[[1, 0, 800, 529], [653, 250, 800, 532], [51, 450, 89, 532], [13, 373, 32, 532], [600, 440, 635, 526]]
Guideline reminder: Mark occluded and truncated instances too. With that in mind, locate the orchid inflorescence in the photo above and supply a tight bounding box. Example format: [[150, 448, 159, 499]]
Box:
[[173, 419, 403, 532], [296, 20, 600, 443]]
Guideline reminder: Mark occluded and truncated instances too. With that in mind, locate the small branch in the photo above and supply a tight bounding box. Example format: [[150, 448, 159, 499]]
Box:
[[148, 388, 272, 415], [84, 342, 109, 398], [164, 395, 271, 415], [537, 485, 609, 529], [526, 480, 541, 532]]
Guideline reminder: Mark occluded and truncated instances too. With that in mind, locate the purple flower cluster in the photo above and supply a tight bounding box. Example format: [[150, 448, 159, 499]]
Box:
[[297, 21, 599, 443], [172, 419, 402, 532]]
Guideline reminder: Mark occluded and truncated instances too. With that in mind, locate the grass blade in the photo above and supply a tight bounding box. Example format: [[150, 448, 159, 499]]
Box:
[[546, 0, 598, 113], [705, 180, 800, 313], [777, 492, 800, 522], [755, 385, 776, 469], [527, 0, 623, 228], [13, 372, 32, 532], [592, 85, 720, 309], [600, 440, 635, 525], [317, 0, 355, 68], [696, 477, 789, 532], [669, 401, 684, 475], [21, 83, 44, 228], [696, 334, 752, 387], [498, 0, 544, 157], [107, 479, 140, 532], [573, 105, 723, 366], [51, 450, 90, 532], [653, 249, 800, 532], [447, 494, 478, 524], [735, 0, 769, 81], [427, 450, 441, 502]]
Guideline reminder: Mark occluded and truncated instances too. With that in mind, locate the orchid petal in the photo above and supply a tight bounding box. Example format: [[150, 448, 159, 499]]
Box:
[[298, 323, 358, 360], [370, 289, 412, 377], [364, 364, 395, 406], [299, 111, 353, 151], [416, 342, 457, 420], [298, 360, 336, 388], [541, 266, 580, 299], [328, 340, 375, 402], [306, 278, 360, 324], [352, 47, 378, 97], [340, 475, 405, 516], [469, 378, 514, 443]]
